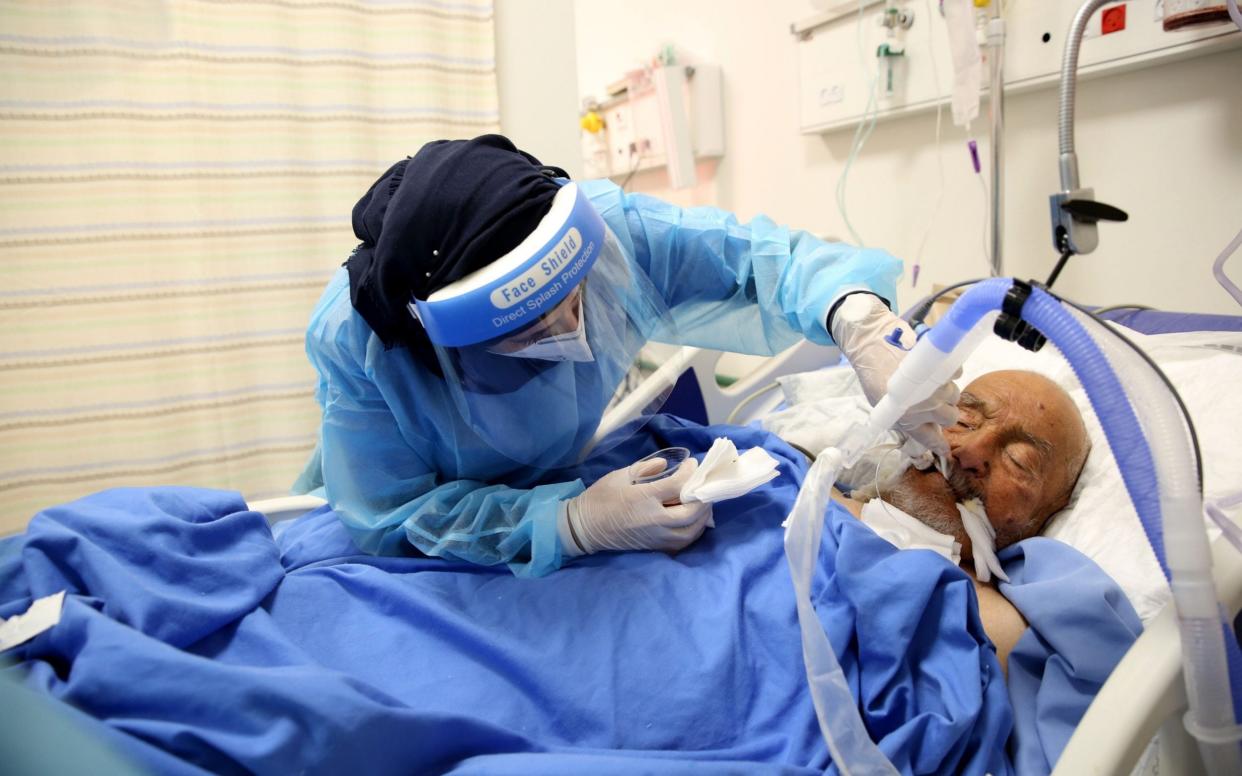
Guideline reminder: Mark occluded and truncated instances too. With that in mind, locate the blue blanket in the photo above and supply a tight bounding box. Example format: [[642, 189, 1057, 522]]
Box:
[[1, 417, 1138, 775]]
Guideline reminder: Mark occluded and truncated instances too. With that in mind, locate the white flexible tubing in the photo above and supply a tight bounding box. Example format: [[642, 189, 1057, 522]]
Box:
[[783, 449, 899, 775], [782, 310, 1002, 772], [1068, 308, 1242, 772]]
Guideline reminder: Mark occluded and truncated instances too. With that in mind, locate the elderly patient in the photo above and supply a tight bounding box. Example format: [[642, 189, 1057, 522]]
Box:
[[847, 369, 1091, 554], [834, 369, 1092, 669]]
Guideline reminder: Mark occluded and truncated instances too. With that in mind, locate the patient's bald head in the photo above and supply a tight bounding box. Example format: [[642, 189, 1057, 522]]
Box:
[[945, 371, 1090, 546], [872, 370, 1090, 553]]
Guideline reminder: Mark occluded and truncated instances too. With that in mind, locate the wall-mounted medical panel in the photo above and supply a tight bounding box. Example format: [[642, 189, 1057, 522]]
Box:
[[795, 0, 1240, 134], [581, 64, 724, 184]]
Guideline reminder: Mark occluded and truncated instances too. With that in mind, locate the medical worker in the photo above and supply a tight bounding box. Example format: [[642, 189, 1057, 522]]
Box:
[[297, 135, 957, 576]]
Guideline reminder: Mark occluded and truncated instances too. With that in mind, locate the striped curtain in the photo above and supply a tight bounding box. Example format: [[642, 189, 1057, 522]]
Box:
[[0, 0, 499, 534]]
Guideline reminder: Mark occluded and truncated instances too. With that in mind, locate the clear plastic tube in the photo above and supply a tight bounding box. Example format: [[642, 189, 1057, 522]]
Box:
[[1206, 490, 1242, 554], [783, 282, 1008, 773], [1062, 306, 1242, 770], [783, 449, 899, 775]]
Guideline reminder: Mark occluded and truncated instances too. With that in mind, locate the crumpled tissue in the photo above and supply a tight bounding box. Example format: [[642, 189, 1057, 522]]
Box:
[[679, 437, 781, 523]]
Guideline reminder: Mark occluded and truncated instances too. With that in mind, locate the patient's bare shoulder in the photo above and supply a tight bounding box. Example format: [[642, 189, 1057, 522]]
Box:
[[972, 576, 1028, 675]]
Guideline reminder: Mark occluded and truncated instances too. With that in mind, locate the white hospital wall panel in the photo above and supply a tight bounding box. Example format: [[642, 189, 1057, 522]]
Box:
[[795, 0, 1240, 133], [572, 0, 1242, 315]]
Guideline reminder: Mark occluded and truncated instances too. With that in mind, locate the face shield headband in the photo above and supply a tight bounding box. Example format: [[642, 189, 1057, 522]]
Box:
[[411, 182, 604, 349]]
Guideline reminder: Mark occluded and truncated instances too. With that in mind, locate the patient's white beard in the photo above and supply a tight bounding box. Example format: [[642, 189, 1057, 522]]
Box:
[[887, 480, 962, 538], [849, 469, 964, 543]]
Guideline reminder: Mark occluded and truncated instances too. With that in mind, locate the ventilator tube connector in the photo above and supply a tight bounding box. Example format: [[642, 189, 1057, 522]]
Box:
[[837, 278, 1010, 470]]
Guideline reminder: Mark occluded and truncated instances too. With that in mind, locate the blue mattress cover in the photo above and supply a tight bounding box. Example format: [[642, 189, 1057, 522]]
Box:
[[0, 417, 1139, 775]]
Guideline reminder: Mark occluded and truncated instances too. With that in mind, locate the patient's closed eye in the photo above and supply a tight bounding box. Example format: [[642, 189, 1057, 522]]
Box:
[[955, 410, 980, 430], [1005, 446, 1037, 476]]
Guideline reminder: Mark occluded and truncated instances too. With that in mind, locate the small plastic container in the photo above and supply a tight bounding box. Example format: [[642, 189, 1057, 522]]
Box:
[[630, 447, 690, 484]]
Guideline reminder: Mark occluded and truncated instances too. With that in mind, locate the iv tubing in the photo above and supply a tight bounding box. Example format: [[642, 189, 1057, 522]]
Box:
[[987, 6, 1005, 275]]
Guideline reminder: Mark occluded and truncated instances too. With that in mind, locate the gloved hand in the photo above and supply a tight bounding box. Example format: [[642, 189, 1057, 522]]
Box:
[[829, 293, 960, 457], [956, 498, 1010, 583], [558, 457, 713, 556]]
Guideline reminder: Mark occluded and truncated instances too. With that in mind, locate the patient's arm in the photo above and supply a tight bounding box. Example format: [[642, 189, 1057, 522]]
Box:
[[832, 488, 1028, 675]]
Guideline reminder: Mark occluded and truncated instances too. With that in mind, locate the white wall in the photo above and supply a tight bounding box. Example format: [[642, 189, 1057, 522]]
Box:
[[570, 0, 1242, 314], [494, 0, 584, 179]]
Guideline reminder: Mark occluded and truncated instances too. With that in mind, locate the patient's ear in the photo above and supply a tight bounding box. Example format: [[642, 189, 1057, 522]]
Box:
[[1040, 440, 1091, 527]]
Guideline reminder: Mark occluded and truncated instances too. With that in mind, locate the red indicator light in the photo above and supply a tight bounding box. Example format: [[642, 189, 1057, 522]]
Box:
[[1102, 4, 1126, 35]]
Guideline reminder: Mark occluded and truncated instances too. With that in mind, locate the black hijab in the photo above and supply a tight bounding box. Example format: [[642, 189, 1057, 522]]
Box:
[[346, 134, 568, 373]]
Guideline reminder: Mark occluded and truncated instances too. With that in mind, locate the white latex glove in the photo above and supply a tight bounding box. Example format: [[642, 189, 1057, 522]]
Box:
[[956, 498, 1010, 583], [829, 293, 960, 457], [558, 457, 713, 556]]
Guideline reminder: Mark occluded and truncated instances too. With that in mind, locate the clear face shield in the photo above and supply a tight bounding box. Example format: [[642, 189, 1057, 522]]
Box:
[[411, 183, 674, 469]]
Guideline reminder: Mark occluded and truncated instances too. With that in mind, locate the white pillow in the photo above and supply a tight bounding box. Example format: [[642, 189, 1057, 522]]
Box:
[[770, 326, 1242, 624], [960, 328, 1242, 623]]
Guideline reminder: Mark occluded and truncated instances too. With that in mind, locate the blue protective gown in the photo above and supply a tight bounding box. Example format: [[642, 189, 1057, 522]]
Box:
[[301, 178, 901, 575]]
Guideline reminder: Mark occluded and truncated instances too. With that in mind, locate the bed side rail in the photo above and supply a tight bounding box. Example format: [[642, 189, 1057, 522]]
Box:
[[590, 340, 838, 451], [246, 495, 328, 526], [1054, 535, 1242, 775]]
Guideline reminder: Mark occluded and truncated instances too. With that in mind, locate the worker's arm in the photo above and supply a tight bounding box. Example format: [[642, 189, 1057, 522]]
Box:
[[580, 179, 902, 356]]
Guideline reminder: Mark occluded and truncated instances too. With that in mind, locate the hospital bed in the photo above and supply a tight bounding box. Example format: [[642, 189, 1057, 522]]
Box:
[[4, 305, 1240, 774], [582, 304, 1242, 775]]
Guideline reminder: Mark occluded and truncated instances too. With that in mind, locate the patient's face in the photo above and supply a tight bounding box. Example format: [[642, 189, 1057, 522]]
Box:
[[881, 370, 1089, 554], [942, 370, 1089, 548]]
